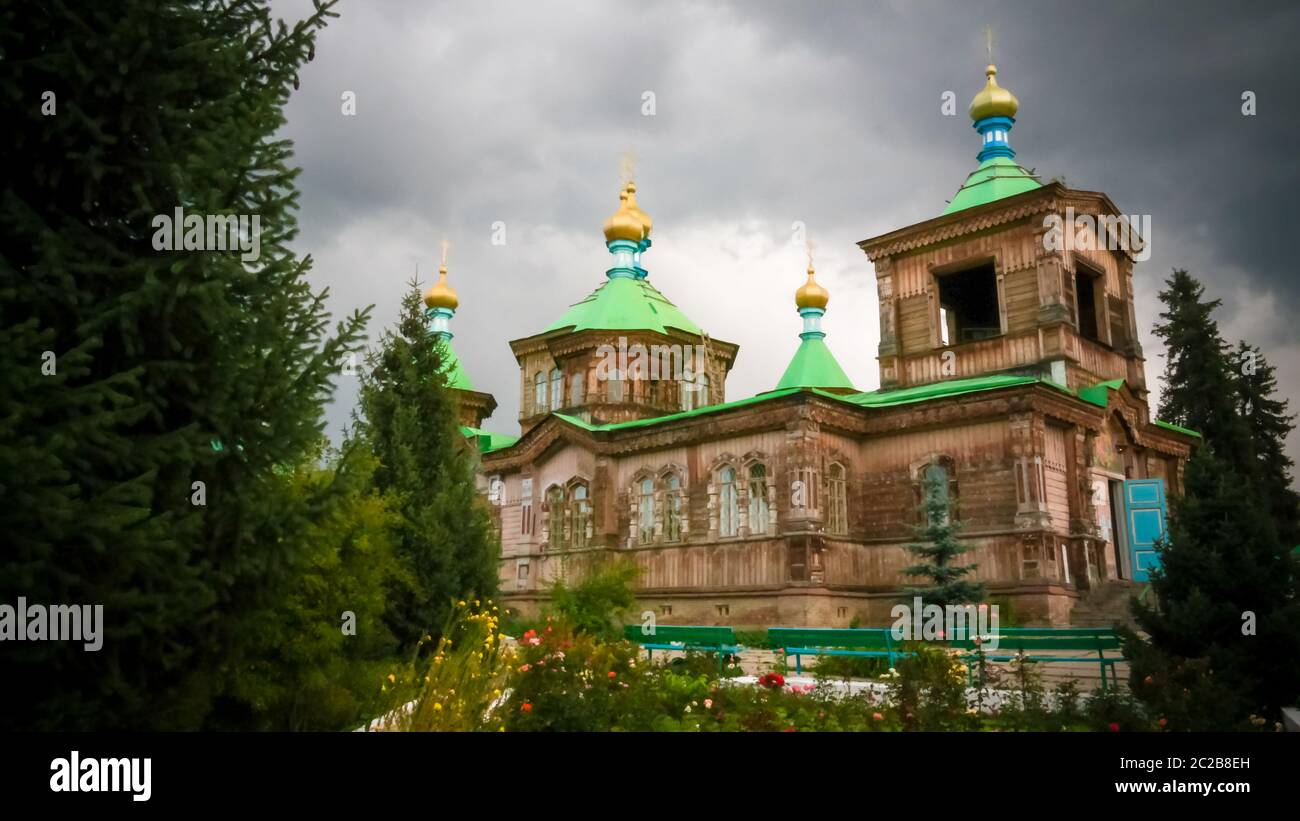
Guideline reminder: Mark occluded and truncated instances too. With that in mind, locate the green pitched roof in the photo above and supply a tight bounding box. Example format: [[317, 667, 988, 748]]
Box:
[[460, 426, 518, 452], [1076, 378, 1203, 438], [553, 388, 804, 433], [544, 276, 702, 336], [775, 337, 854, 391], [842, 373, 1060, 407], [485, 374, 1200, 455], [440, 342, 474, 391], [942, 156, 1042, 215]]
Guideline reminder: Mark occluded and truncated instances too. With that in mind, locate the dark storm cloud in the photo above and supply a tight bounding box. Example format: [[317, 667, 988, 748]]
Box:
[[271, 0, 1300, 454]]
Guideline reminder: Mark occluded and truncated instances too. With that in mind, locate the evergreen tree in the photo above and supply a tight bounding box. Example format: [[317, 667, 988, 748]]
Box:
[[902, 467, 984, 610], [0, 0, 366, 729], [1127, 450, 1300, 725], [1231, 341, 1300, 546], [1152, 270, 1256, 478], [209, 442, 405, 731], [1129, 269, 1300, 726], [351, 282, 498, 650]]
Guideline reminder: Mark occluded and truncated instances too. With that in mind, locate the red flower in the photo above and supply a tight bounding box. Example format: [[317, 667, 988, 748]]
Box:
[[758, 673, 785, 689], [1158, 718, 1168, 728], [521, 702, 533, 713], [783, 726, 796, 732], [1109, 722, 1120, 732], [607, 671, 617, 679]]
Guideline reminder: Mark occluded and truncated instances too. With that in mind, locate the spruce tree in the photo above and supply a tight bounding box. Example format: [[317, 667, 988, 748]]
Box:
[[1128, 269, 1300, 725], [351, 282, 498, 650], [1231, 341, 1300, 546], [902, 467, 984, 611], [1152, 269, 1255, 477], [1127, 450, 1300, 725], [0, 1, 366, 729]]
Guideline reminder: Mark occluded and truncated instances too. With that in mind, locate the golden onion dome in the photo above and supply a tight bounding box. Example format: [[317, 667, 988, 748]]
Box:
[[969, 63, 1019, 121], [795, 263, 829, 310], [423, 265, 459, 310], [623, 181, 653, 239], [602, 189, 644, 244]]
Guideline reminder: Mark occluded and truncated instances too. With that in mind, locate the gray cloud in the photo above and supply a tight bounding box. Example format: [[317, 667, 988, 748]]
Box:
[[272, 0, 1300, 459]]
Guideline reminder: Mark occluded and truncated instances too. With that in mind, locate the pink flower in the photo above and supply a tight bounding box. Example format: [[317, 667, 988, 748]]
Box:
[[518, 663, 531, 673], [872, 712, 884, 722], [1109, 722, 1120, 732], [703, 699, 713, 708]]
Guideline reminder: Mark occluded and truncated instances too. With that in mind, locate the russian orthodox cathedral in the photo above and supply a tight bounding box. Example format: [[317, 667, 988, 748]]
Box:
[[424, 63, 1197, 626]]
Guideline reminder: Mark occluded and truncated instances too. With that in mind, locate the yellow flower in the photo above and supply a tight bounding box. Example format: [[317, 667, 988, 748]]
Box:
[[387, 674, 396, 683], [457, 600, 466, 607], [434, 703, 443, 712]]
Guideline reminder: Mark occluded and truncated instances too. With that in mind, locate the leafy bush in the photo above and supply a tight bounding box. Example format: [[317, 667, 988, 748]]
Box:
[[546, 558, 641, 641]]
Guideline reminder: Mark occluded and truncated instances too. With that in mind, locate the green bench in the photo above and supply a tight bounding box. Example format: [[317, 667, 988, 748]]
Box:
[[949, 627, 1123, 690], [768, 628, 904, 676], [622, 625, 743, 670]]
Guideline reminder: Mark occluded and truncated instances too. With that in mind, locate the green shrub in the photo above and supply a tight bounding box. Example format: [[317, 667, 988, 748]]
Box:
[[546, 558, 641, 641]]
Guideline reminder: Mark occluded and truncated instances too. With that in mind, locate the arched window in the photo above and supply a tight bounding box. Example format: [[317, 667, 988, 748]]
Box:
[[719, 467, 739, 537], [534, 372, 547, 413], [697, 372, 710, 406], [664, 472, 683, 542], [638, 477, 655, 545], [570, 483, 590, 549], [827, 463, 848, 536], [550, 368, 563, 411], [747, 464, 768, 535], [680, 378, 695, 412], [570, 372, 584, 407], [922, 461, 952, 527], [545, 486, 565, 550]]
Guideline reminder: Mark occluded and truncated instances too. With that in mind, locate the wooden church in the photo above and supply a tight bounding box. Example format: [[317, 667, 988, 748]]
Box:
[[429, 62, 1199, 627]]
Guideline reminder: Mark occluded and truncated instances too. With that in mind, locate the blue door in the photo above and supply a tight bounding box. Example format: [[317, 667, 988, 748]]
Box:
[[1124, 479, 1167, 583]]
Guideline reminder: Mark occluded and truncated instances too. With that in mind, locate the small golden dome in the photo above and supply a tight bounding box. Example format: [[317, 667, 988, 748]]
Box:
[[623, 181, 653, 239], [795, 263, 829, 310], [423, 265, 458, 310], [602, 190, 644, 244], [969, 63, 1019, 121]]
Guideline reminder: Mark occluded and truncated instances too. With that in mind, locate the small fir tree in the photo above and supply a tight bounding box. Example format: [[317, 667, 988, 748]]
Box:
[[350, 282, 498, 650], [902, 465, 985, 611]]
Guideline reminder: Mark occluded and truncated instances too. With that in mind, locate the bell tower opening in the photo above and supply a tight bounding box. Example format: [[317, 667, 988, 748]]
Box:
[[1074, 264, 1103, 343], [936, 261, 1000, 345]]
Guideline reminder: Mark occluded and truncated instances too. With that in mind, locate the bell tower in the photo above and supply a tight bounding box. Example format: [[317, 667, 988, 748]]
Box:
[[859, 63, 1147, 397]]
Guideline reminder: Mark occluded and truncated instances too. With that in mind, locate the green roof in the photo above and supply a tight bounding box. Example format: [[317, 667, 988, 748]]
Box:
[[1076, 378, 1203, 438], [544, 276, 703, 336], [553, 388, 804, 433], [942, 156, 1042, 216], [485, 374, 1200, 454], [1152, 419, 1201, 438], [440, 342, 474, 391], [775, 337, 854, 391], [460, 426, 518, 452], [842, 373, 1062, 407]]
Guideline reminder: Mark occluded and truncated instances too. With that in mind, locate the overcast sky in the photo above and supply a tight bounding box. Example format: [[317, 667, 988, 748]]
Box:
[[272, 0, 1300, 460]]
